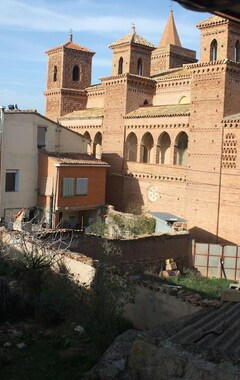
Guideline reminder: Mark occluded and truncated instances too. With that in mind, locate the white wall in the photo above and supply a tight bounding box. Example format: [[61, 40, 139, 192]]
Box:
[[0, 111, 88, 222]]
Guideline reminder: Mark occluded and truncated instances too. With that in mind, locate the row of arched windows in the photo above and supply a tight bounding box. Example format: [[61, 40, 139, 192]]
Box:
[[83, 130, 188, 166], [53, 65, 81, 82], [210, 39, 240, 62], [84, 131, 102, 159], [118, 57, 143, 75], [126, 131, 188, 166]]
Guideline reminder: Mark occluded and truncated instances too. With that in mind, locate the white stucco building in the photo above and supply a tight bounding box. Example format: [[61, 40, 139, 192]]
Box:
[[0, 107, 88, 223]]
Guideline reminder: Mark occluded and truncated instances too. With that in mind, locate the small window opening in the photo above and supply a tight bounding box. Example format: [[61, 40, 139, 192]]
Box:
[[210, 39, 218, 61], [118, 57, 123, 75], [53, 66, 57, 82], [137, 58, 143, 76], [234, 40, 240, 62], [73, 65, 80, 81]]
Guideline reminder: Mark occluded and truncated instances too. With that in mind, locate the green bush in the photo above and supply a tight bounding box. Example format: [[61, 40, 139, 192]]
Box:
[[85, 268, 135, 352]]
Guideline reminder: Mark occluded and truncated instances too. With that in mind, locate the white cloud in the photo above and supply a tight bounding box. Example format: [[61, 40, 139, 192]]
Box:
[[0, 0, 169, 35]]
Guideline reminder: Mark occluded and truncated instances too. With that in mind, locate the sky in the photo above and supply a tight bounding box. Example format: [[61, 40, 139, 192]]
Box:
[[0, 0, 210, 115]]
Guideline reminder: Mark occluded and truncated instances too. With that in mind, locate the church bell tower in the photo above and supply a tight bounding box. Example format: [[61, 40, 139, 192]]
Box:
[[44, 33, 95, 121]]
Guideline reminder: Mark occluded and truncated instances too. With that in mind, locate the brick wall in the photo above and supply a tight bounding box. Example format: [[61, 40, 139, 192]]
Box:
[[70, 232, 192, 271], [57, 165, 107, 209]]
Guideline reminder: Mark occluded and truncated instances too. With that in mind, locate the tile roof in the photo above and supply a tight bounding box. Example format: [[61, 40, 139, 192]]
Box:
[[197, 15, 228, 29], [125, 104, 190, 118], [58, 108, 104, 120], [109, 26, 154, 49], [159, 11, 181, 47], [46, 41, 94, 55], [152, 67, 190, 80], [223, 113, 240, 122], [42, 152, 109, 167]]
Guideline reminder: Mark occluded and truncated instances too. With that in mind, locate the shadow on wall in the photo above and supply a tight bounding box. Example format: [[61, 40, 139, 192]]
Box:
[[189, 226, 235, 245], [103, 153, 144, 213]]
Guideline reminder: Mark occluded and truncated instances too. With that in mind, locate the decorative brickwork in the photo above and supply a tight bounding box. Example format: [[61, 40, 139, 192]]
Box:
[[46, 12, 240, 244], [222, 132, 237, 168]]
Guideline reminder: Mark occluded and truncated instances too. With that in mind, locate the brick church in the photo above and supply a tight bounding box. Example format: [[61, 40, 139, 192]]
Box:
[[44, 11, 240, 245]]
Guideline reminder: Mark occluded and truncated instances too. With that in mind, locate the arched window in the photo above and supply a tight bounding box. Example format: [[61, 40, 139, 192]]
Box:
[[118, 57, 123, 75], [126, 133, 138, 162], [234, 40, 240, 62], [137, 58, 143, 76], [143, 99, 148, 105], [93, 132, 102, 159], [53, 65, 57, 82], [84, 131, 92, 155], [157, 132, 171, 164], [72, 65, 80, 81], [174, 132, 188, 166], [140, 133, 154, 163], [210, 39, 218, 61]]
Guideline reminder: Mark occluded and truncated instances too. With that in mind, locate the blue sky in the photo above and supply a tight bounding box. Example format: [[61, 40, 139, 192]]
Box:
[[0, 0, 209, 115]]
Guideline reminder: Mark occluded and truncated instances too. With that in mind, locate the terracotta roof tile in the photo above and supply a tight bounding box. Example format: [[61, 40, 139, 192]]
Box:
[[59, 108, 104, 120], [126, 104, 190, 118], [159, 11, 181, 47], [46, 41, 95, 54], [109, 27, 154, 49], [153, 67, 190, 80], [42, 152, 109, 167], [197, 15, 228, 29]]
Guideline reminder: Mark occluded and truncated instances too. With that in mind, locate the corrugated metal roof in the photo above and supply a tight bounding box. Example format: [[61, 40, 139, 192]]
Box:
[[41, 152, 109, 167], [125, 104, 190, 118], [150, 302, 240, 365], [149, 212, 187, 222]]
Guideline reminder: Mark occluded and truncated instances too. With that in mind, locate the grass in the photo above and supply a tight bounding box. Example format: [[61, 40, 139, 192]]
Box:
[[165, 273, 233, 299], [0, 248, 134, 380]]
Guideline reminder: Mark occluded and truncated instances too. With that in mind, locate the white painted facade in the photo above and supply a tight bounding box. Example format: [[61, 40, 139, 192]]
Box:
[[0, 109, 88, 223]]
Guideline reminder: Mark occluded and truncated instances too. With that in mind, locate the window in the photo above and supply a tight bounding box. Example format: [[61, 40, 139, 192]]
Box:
[[234, 40, 240, 62], [62, 178, 74, 197], [37, 126, 47, 148], [174, 132, 188, 166], [118, 57, 123, 75], [137, 58, 143, 76], [5, 170, 19, 192], [126, 133, 137, 162], [76, 178, 88, 195], [210, 39, 217, 61], [53, 65, 57, 82], [72, 65, 80, 81]]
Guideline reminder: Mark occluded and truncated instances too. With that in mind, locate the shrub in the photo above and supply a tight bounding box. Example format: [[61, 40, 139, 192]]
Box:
[[85, 268, 135, 352], [35, 293, 66, 326], [0, 277, 27, 320]]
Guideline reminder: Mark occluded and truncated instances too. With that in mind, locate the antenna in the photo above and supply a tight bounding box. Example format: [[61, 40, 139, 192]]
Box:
[[170, 0, 173, 11]]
